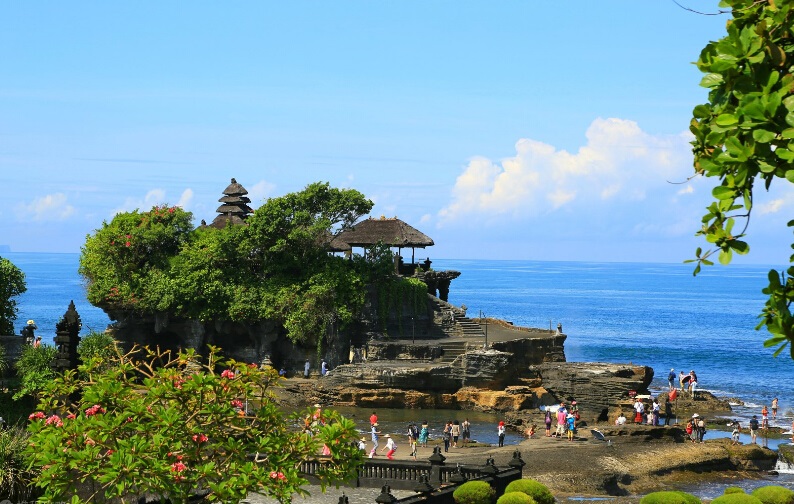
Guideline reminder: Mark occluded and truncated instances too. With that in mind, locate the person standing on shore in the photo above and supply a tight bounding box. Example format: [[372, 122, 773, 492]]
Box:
[[555, 403, 567, 438], [566, 414, 576, 441], [545, 408, 553, 437], [771, 397, 778, 420], [652, 399, 660, 426], [497, 421, 506, 447], [21, 319, 37, 346], [689, 371, 698, 399], [442, 421, 452, 452], [679, 371, 687, 393], [633, 398, 645, 424], [304, 359, 310, 378], [461, 418, 471, 447], [749, 415, 759, 444], [761, 405, 769, 429], [418, 421, 429, 448], [407, 424, 417, 460], [664, 399, 673, 426], [451, 420, 460, 448], [668, 368, 676, 391], [381, 434, 396, 460], [731, 421, 741, 445]]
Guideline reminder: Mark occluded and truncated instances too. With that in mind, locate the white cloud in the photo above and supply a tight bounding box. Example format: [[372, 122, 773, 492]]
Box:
[[109, 188, 169, 217], [15, 193, 75, 222], [247, 180, 276, 205], [758, 199, 784, 215], [438, 118, 690, 224], [177, 188, 193, 209], [677, 185, 694, 195]]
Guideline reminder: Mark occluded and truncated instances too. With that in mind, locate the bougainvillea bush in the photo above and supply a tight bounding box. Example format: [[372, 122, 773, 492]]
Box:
[[25, 346, 362, 503]]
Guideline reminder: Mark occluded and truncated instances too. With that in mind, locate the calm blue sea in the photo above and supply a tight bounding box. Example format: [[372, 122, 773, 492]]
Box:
[[5, 253, 794, 430]]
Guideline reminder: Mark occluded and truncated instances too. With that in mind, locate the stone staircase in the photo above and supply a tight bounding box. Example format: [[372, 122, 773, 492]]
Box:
[[428, 295, 484, 339], [435, 339, 470, 363]]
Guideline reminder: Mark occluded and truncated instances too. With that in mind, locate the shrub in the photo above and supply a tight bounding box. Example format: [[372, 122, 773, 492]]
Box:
[[504, 479, 554, 504], [752, 485, 794, 504], [0, 426, 39, 501], [496, 491, 536, 504], [13, 345, 57, 401], [453, 481, 496, 504], [711, 493, 763, 504], [639, 491, 701, 504], [726, 488, 747, 495], [76, 330, 119, 376], [25, 345, 363, 503]]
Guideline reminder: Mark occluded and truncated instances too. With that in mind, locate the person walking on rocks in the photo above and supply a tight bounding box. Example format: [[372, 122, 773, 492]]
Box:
[[689, 370, 698, 399], [442, 421, 452, 452], [668, 368, 676, 391], [633, 398, 645, 424], [555, 403, 567, 438], [461, 418, 471, 447], [771, 397, 779, 420], [407, 424, 418, 460], [304, 359, 310, 378], [370, 423, 381, 458], [761, 405, 769, 429], [679, 371, 687, 393], [652, 398, 660, 426], [664, 398, 673, 426], [497, 421, 506, 447], [749, 415, 759, 444], [731, 421, 741, 445]]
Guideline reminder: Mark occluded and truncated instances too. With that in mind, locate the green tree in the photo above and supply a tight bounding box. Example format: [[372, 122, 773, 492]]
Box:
[[689, 0, 794, 358], [13, 345, 57, 401], [0, 256, 26, 335]]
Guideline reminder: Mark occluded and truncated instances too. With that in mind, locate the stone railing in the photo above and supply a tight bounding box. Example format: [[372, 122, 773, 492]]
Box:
[[302, 447, 525, 502]]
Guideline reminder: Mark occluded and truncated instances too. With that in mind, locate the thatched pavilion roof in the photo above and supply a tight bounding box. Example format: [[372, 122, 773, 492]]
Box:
[[331, 216, 434, 250], [209, 178, 253, 229]]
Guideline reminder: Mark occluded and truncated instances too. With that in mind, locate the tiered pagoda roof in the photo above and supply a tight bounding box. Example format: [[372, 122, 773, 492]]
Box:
[[210, 178, 253, 229]]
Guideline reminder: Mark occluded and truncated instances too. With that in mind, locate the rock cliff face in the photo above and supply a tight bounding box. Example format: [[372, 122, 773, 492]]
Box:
[[529, 362, 654, 421]]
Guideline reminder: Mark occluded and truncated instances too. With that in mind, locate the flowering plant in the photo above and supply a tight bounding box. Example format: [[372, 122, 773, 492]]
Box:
[[25, 346, 362, 503]]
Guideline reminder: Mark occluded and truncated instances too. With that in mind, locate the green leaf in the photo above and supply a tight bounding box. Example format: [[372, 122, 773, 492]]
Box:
[[715, 114, 739, 127], [700, 73, 724, 88], [785, 171, 794, 184], [782, 128, 794, 139], [731, 240, 750, 255], [712, 186, 736, 200], [753, 129, 776, 143], [693, 104, 711, 119], [776, 148, 794, 161], [719, 248, 733, 265]]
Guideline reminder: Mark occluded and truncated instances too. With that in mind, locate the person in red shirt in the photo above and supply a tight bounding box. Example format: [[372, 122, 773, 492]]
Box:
[[370, 412, 378, 426]]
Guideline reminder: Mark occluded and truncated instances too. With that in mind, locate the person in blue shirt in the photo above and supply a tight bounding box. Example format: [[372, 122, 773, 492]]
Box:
[[566, 414, 576, 441], [668, 368, 676, 391], [321, 360, 328, 376]]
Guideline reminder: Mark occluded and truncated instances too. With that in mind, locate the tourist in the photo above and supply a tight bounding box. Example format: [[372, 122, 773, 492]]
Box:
[[566, 413, 576, 441], [451, 419, 460, 448], [33, 336, 42, 348], [418, 421, 429, 448], [278, 368, 287, 377], [633, 398, 645, 424], [461, 418, 471, 447], [407, 425, 417, 460], [555, 403, 567, 438], [761, 405, 769, 429], [370, 411, 378, 426], [696, 415, 706, 443], [526, 424, 537, 438], [358, 437, 367, 453], [749, 415, 759, 444], [679, 371, 687, 393], [497, 420, 506, 447], [304, 359, 310, 378], [370, 423, 381, 458], [321, 360, 328, 376], [570, 400, 580, 421], [381, 434, 396, 460], [442, 421, 452, 452], [20, 319, 36, 346], [544, 408, 553, 436], [686, 417, 695, 442], [664, 399, 673, 426], [668, 368, 676, 391], [652, 398, 660, 426], [771, 397, 779, 419], [689, 370, 698, 399], [731, 421, 741, 445], [615, 412, 627, 425]]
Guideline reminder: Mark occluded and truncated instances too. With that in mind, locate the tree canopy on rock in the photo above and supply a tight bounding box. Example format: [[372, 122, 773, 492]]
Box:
[[79, 182, 415, 348]]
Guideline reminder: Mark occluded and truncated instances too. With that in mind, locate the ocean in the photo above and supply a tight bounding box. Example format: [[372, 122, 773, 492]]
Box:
[[5, 253, 794, 430]]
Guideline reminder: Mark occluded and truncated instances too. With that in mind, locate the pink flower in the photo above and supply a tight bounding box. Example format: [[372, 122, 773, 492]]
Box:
[[66, 413, 76, 420], [28, 411, 45, 421], [171, 461, 187, 473], [221, 369, 235, 379], [231, 399, 243, 409], [45, 415, 63, 427], [173, 378, 185, 389], [269, 471, 287, 481], [85, 404, 106, 416], [192, 433, 208, 443], [168, 207, 175, 213], [125, 241, 131, 247], [248, 363, 257, 369]]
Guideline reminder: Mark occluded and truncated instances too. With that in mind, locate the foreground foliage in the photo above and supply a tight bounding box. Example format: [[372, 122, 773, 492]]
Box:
[[25, 346, 362, 503], [688, 0, 794, 358], [503, 479, 555, 504], [453, 480, 496, 504], [0, 256, 26, 335], [751, 485, 794, 504], [639, 491, 701, 504], [0, 426, 39, 501], [13, 345, 57, 401]]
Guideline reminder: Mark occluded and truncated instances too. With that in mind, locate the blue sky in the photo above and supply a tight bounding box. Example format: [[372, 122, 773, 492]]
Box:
[[2, 2, 791, 264]]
